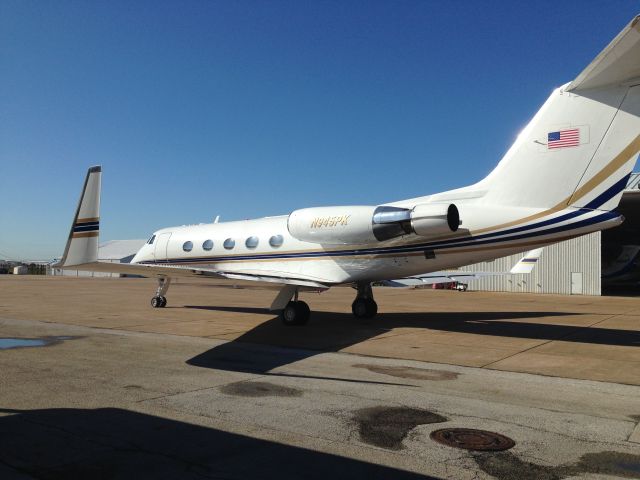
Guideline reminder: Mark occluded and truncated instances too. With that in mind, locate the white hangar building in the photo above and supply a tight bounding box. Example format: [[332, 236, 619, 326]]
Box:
[[460, 173, 640, 296]]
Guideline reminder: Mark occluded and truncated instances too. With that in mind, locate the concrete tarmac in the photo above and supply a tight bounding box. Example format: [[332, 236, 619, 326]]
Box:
[[0, 276, 639, 479]]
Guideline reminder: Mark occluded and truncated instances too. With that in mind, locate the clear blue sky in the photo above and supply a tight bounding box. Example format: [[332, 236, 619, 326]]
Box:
[[1, 1, 638, 260]]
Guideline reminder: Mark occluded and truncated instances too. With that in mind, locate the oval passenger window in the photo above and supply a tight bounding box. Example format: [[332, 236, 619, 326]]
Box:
[[269, 235, 284, 247]]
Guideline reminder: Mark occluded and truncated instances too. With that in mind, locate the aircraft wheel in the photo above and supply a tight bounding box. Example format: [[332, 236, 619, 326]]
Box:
[[159, 296, 167, 307], [366, 299, 378, 318], [151, 296, 162, 308], [281, 301, 310, 326], [352, 298, 377, 319]]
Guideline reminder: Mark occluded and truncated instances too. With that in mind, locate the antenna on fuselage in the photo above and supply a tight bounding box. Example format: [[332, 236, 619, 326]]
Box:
[[213, 215, 220, 224]]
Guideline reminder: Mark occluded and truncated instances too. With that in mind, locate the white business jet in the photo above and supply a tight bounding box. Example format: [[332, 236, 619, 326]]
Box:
[[57, 16, 640, 325]]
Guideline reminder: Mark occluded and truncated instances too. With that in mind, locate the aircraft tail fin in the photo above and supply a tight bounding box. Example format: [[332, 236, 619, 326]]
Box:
[[476, 15, 640, 212], [509, 248, 543, 274], [56, 166, 102, 267]]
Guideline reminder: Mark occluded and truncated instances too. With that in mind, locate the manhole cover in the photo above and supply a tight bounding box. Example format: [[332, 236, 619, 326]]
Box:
[[430, 428, 515, 451]]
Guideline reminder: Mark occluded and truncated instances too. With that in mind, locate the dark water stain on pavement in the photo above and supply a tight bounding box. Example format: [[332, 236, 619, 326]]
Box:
[[578, 451, 640, 477], [474, 450, 640, 480], [219, 381, 303, 398], [353, 364, 459, 381], [354, 406, 447, 450], [0, 336, 78, 350]]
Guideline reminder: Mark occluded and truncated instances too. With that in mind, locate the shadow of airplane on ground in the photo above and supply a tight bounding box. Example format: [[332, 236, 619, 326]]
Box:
[[186, 308, 640, 376], [0, 407, 436, 479]]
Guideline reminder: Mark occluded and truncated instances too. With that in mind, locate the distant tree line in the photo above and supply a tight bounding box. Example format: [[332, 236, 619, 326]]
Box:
[[27, 264, 46, 275], [0, 263, 47, 275]]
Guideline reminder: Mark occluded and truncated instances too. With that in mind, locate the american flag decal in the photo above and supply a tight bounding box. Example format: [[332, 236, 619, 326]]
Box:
[[547, 128, 580, 149]]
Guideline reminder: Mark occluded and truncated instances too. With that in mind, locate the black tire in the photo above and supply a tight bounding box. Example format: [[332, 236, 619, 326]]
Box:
[[352, 298, 377, 319], [159, 296, 167, 307], [295, 301, 310, 324], [151, 296, 161, 308], [352, 298, 368, 318], [280, 301, 310, 326], [365, 298, 378, 318]]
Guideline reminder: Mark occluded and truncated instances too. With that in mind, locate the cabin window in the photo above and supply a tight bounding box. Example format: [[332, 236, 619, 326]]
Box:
[[202, 239, 213, 251], [147, 235, 156, 245], [223, 238, 235, 250], [269, 235, 284, 248], [245, 236, 259, 249], [182, 241, 193, 252]]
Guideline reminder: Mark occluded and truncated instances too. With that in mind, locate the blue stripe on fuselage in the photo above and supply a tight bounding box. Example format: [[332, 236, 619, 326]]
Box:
[[583, 173, 631, 209], [145, 210, 617, 265]]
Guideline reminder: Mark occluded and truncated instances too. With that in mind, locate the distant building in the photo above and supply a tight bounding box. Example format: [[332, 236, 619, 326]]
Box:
[[49, 239, 146, 277], [13, 266, 28, 275]]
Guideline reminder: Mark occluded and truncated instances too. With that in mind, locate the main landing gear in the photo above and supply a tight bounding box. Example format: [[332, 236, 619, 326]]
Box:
[[351, 282, 378, 319], [277, 282, 378, 326], [277, 288, 310, 326], [151, 277, 171, 308], [280, 300, 310, 326]]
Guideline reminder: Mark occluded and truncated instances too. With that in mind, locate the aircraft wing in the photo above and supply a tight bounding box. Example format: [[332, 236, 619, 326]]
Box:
[[55, 260, 330, 290], [380, 248, 543, 288]]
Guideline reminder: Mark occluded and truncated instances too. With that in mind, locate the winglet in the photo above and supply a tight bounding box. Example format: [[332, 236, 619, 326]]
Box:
[[509, 248, 543, 274], [56, 166, 102, 267]]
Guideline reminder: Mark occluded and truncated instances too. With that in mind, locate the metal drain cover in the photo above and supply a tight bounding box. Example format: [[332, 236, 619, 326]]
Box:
[[430, 428, 515, 451]]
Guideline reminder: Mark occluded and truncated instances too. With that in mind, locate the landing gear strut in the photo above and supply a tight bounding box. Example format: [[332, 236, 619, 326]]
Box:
[[352, 282, 377, 319], [151, 277, 171, 308]]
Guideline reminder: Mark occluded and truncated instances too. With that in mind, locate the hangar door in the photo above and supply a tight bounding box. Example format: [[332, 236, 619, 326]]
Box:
[[571, 272, 583, 295]]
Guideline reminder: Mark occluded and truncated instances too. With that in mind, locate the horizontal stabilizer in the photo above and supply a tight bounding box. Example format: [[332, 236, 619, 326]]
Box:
[[509, 248, 543, 274], [567, 15, 640, 92], [381, 248, 543, 288]]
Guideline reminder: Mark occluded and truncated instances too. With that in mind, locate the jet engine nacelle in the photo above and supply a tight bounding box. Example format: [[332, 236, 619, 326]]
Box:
[[287, 203, 460, 245], [288, 206, 380, 245], [410, 203, 460, 237]]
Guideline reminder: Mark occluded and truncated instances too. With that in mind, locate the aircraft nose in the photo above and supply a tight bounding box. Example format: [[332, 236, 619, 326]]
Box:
[[131, 247, 147, 264]]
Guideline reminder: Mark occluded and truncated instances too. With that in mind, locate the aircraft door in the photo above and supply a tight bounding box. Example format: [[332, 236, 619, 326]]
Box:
[[154, 233, 171, 261]]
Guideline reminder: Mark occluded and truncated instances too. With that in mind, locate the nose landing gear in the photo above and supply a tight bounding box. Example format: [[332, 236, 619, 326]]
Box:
[[151, 296, 167, 308], [151, 277, 171, 308]]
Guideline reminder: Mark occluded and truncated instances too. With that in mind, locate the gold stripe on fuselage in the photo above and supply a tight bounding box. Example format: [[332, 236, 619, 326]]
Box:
[[76, 217, 99, 223], [72, 232, 99, 238], [467, 133, 640, 235], [158, 230, 582, 266], [568, 133, 640, 205]]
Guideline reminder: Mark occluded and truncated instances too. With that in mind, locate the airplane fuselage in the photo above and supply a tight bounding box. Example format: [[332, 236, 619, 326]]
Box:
[[131, 205, 622, 285]]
